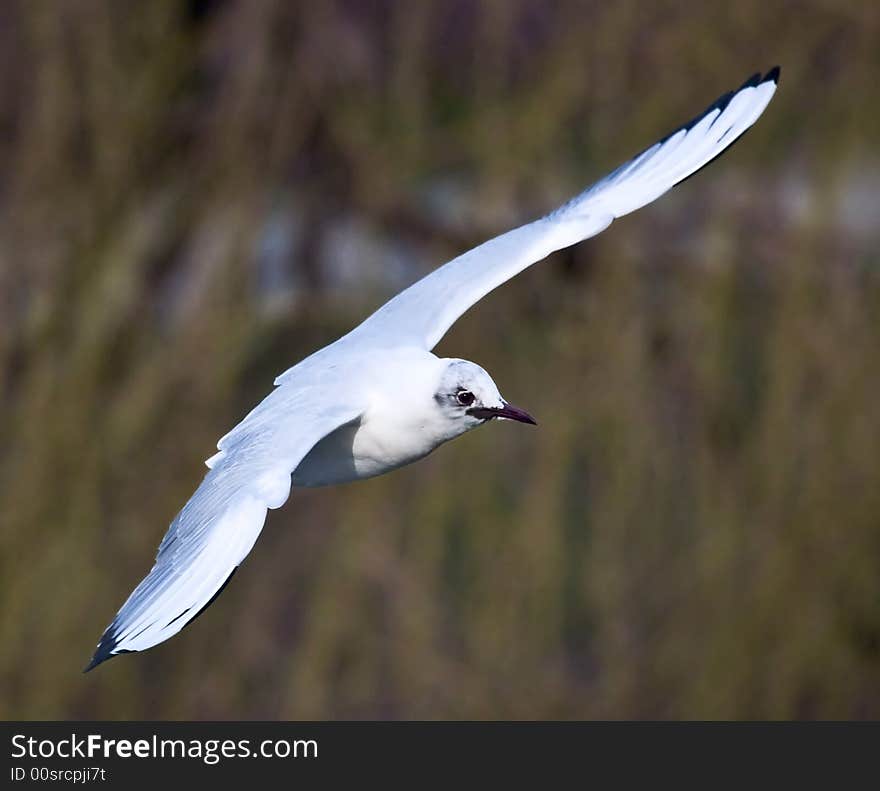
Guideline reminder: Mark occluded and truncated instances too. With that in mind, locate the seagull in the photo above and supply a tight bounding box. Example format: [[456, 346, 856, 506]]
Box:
[[86, 67, 779, 671]]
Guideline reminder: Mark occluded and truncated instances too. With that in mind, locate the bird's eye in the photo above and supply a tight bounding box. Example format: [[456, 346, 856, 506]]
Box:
[[456, 390, 475, 407]]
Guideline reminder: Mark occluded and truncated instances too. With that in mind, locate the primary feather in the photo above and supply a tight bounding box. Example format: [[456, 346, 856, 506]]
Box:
[[355, 69, 778, 350]]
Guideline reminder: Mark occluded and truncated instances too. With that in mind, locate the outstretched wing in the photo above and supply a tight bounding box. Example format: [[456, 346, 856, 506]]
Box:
[[86, 379, 363, 671], [354, 68, 779, 351]]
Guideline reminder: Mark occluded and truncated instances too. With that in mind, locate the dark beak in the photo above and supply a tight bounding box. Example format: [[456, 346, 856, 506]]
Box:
[[467, 402, 537, 425]]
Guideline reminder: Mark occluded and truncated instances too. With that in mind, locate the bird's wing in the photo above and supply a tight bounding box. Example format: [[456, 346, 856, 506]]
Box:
[[353, 68, 779, 351], [86, 378, 363, 670]]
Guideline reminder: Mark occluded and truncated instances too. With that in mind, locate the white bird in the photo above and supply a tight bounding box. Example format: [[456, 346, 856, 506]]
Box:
[[86, 67, 779, 671]]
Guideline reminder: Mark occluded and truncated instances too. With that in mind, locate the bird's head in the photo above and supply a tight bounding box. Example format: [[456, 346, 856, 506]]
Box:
[[434, 359, 536, 432]]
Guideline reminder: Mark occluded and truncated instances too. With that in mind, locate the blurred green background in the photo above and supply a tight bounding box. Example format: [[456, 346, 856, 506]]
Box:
[[2, 0, 880, 720]]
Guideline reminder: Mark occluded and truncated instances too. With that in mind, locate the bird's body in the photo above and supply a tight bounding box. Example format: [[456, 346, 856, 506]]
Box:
[[86, 68, 780, 671], [290, 347, 455, 487]]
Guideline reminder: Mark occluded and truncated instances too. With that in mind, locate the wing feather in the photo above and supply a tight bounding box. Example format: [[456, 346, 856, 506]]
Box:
[[353, 68, 779, 351], [86, 377, 363, 671]]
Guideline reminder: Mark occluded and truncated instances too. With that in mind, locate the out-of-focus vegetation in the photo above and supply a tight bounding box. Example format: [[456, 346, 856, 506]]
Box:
[[2, 0, 880, 720]]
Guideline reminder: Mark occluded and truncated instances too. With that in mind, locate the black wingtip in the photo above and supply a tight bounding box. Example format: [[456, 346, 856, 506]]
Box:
[[680, 66, 780, 137], [83, 627, 126, 673], [656, 65, 781, 191], [83, 656, 105, 673], [739, 71, 763, 90], [740, 67, 780, 91], [83, 650, 111, 673], [82, 566, 240, 673], [764, 65, 781, 85]]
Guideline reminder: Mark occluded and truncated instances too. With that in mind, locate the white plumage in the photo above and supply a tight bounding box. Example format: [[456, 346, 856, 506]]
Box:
[[87, 68, 779, 670]]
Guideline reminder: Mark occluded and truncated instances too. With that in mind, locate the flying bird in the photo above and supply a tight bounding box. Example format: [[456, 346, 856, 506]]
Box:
[[86, 67, 779, 671]]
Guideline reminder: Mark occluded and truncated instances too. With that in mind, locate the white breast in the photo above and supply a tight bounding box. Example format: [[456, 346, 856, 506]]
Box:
[[291, 347, 456, 487], [291, 408, 446, 487]]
